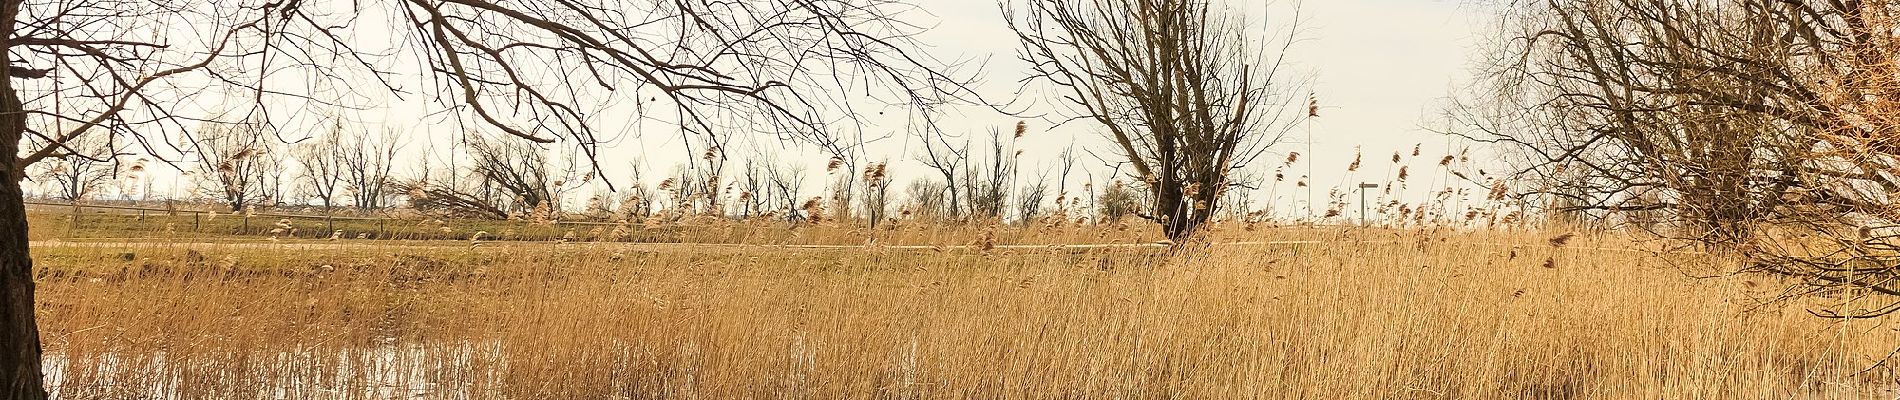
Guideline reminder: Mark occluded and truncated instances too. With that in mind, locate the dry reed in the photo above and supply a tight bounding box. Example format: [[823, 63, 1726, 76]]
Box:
[[28, 226, 1900, 399]]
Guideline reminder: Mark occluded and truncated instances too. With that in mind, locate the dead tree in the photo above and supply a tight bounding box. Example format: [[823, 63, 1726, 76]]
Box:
[[963, 125, 1021, 221], [1016, 173, 1049, 224], [917, 129, 969, 219], [1007, 0, 1305, 240]]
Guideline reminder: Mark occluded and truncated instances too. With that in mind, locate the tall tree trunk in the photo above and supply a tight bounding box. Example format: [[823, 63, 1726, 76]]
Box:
[[0, 27, 49, 396], [1158, 192, 1209, 241], [1156, 177, 1190, 241], [0, 168, 45, 399]]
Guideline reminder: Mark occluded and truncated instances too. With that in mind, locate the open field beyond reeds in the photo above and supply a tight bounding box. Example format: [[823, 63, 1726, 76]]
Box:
[[27, 223, 1900, 399]]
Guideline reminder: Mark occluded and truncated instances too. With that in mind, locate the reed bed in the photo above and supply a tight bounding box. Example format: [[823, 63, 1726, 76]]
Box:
[[30, 227, 1900, 399]]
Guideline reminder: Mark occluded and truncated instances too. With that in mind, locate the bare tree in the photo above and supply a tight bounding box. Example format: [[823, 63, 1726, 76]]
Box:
[[917, 130, 969, 219], [255, 146, 288, 208], [341, 128, 401, 210], [1456, 0, 1824, 244], [1016, 174, 1049, 224], [1461, 1, 1900, 319], [616, 163, 655, 221], [192, 118, 278, 212], [1046, 145, 1080, 221], [1007, 0, 1305, 240], [29, 132, 115, 201], [661, 163, 718, 218], [406, 135, 563, 219], [904, 178, 952, 220], [963, 125, 1022, 221], [824, 153, 860, 223], [764, 159, 809, 223], [297, 122, 346, 214]]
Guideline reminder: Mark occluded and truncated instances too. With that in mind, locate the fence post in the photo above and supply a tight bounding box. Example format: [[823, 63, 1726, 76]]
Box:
[[194, 212, 201, 232], [378, 218, 386, 240]]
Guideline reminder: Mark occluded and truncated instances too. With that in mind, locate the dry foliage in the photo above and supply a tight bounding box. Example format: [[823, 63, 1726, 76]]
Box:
[[29, 228, 1900, 398]]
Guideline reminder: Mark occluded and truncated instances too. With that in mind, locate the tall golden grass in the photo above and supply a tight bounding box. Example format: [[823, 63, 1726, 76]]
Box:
[[30, 226, 1900, 398]]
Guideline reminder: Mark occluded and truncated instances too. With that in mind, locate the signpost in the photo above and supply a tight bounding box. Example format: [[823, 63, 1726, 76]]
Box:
[[1358, 183, 1379, 226]]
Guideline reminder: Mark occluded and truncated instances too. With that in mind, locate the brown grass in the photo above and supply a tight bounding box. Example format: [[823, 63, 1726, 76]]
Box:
[[29, 226, 1900, 399]]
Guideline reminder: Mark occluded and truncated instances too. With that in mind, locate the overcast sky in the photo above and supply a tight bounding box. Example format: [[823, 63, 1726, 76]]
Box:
[[58, 0, 1496, 220], [894, 0, 1493, 217]]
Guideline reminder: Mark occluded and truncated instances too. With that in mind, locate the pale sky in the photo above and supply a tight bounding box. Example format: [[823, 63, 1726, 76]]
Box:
[[52, 0, 1496, 221], [888, 0, 1493, 217]]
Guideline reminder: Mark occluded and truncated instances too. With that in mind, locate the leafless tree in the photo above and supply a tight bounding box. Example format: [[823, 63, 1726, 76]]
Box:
[[917, 129, 969, 219], [405, 135, 564, 219], [904, 178, 952, 220], [1007, 0, 1305, 240], [1015, 174, 1049, 224], [614, 163, 655, 221], [727, 159, 755, 219], [297, 122, 346, 213], [29, 132, 115, 201], [1456, 0, 1817, 243], [660, 163, 718, 218], [764, 159, 808, 223], [1461, 1, 1900, 319], [824, 153, 860, 223], [1046, 145, 1081, 221], [963, 125, 1021, 221], [192, 118, 278, 212], [255, 146, 288, 207], [340, 127, 401, 210]]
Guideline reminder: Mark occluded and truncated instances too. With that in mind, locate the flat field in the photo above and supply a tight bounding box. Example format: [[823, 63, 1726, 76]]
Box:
[[28, 224, 1900, 399]]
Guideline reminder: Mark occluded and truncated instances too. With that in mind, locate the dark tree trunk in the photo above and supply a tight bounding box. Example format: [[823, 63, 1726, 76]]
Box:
[[0, 170, 45, 399], [0, 30, 49, 397], [1157, 192, 1210, 241]]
